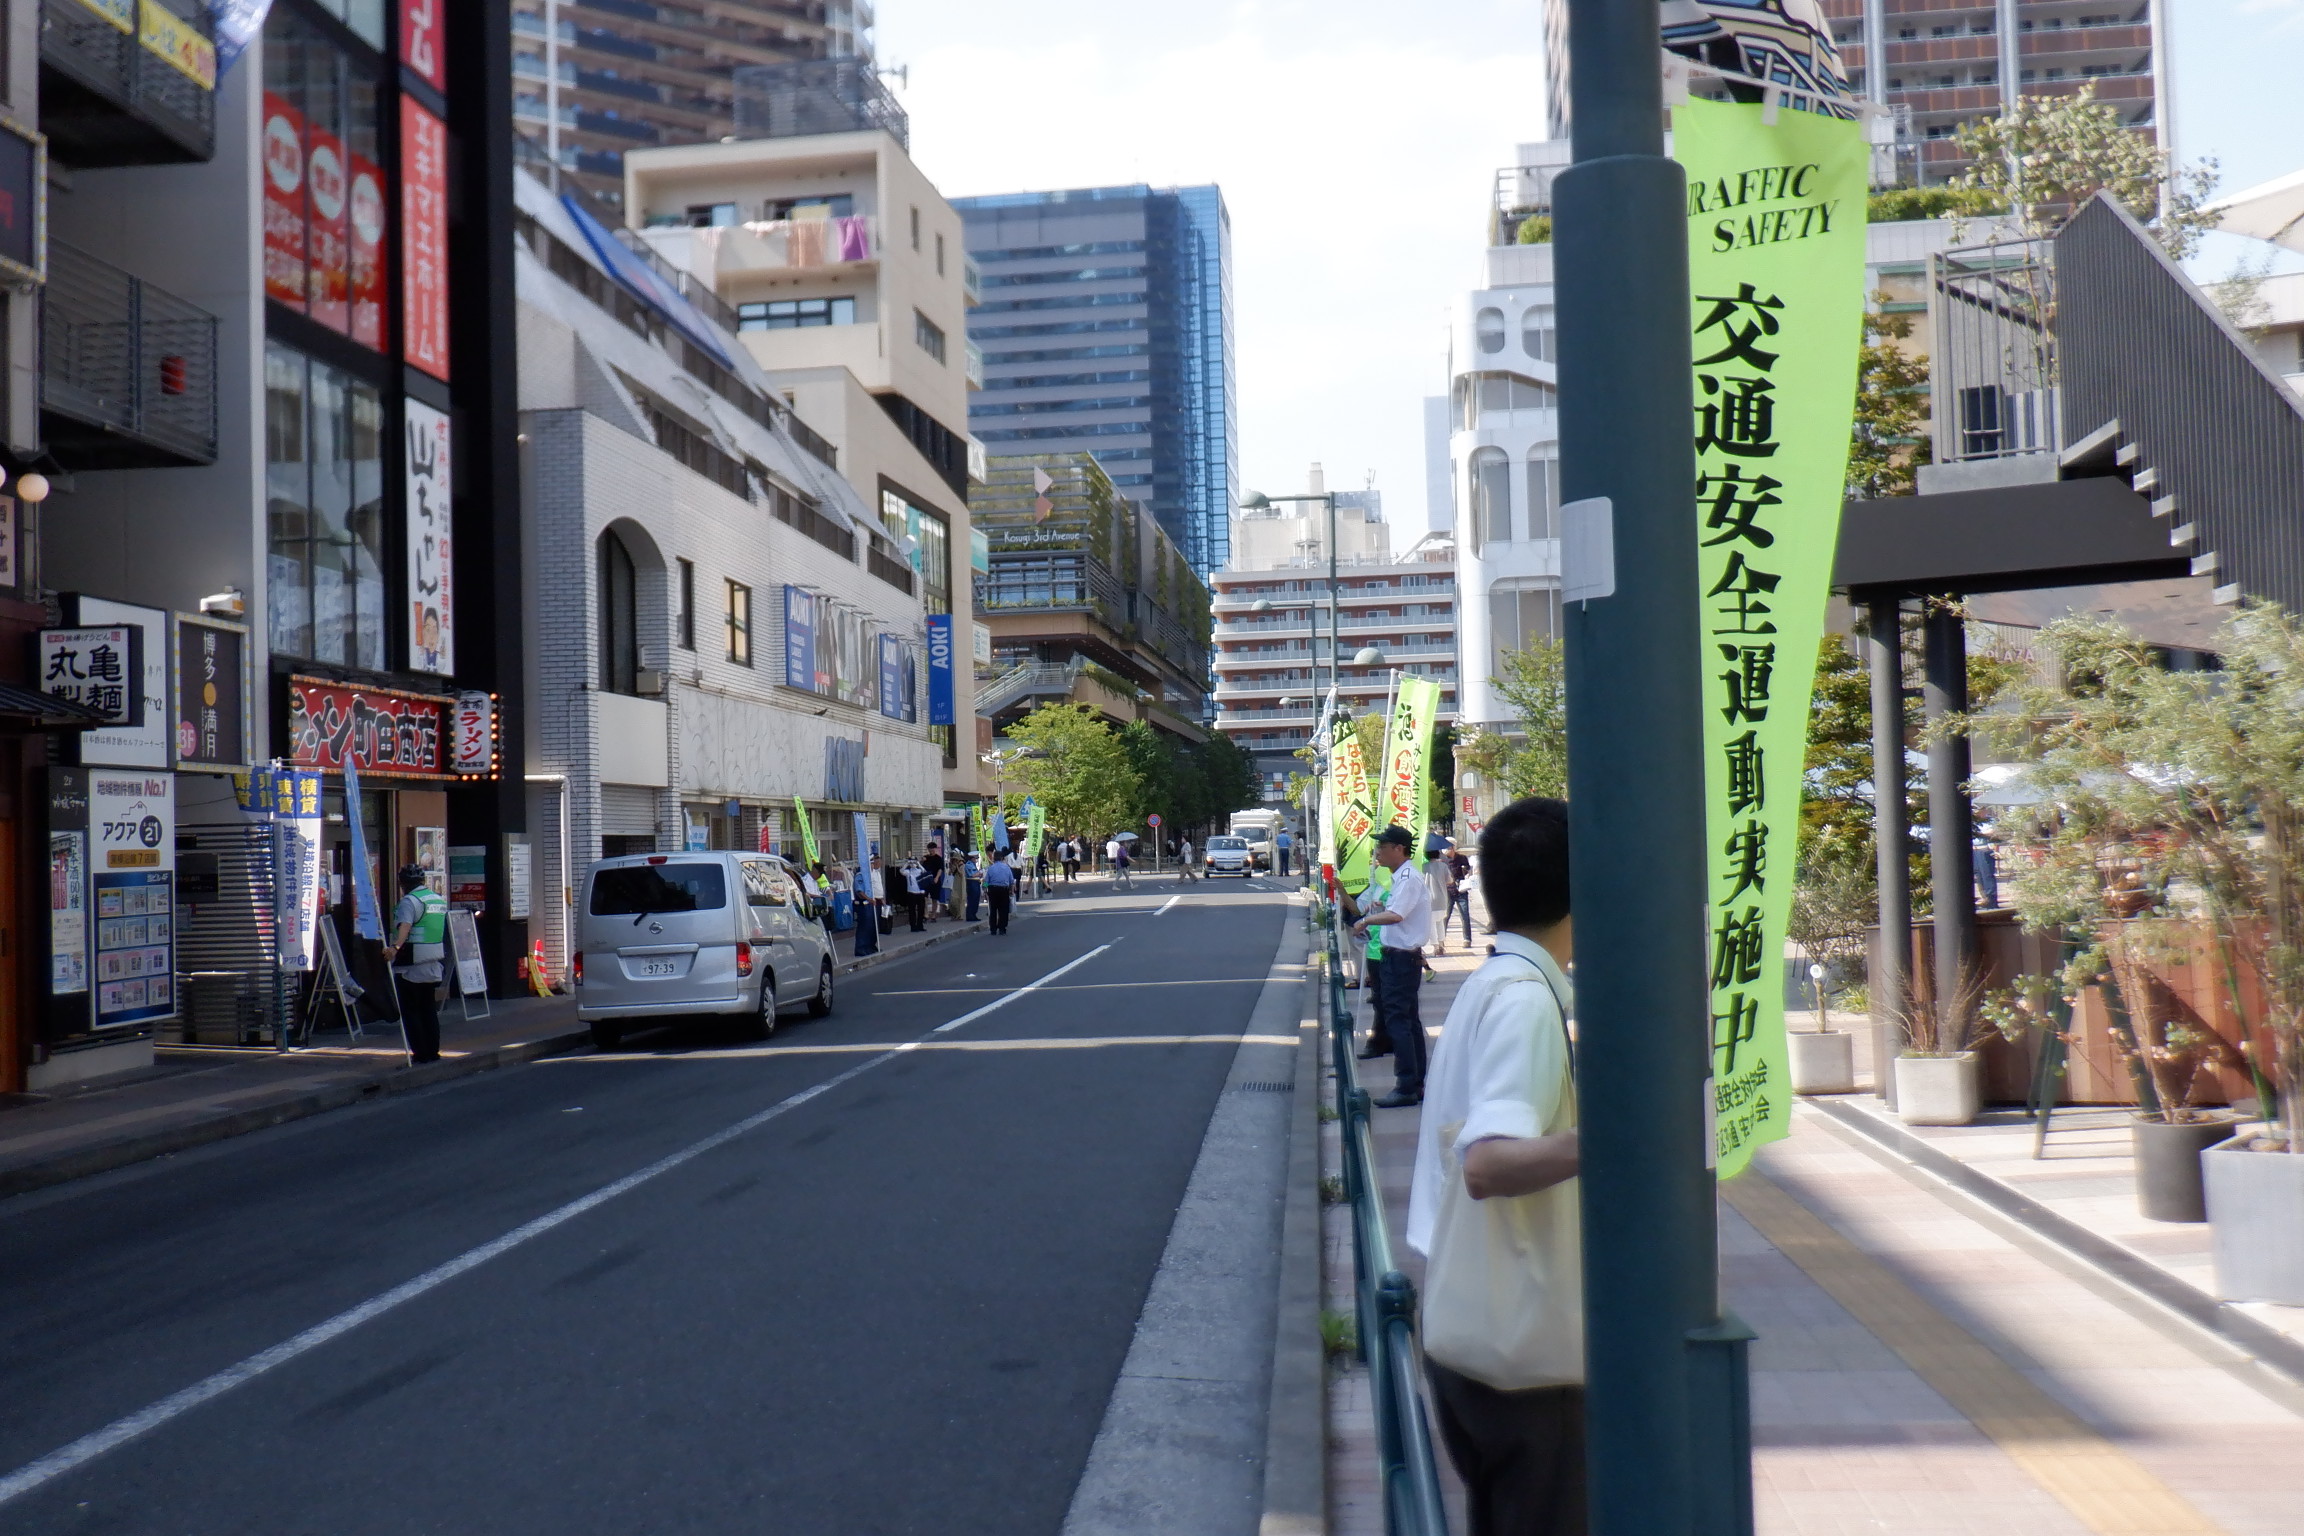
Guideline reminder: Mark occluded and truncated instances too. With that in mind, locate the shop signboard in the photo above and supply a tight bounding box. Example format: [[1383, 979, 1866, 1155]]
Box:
[[0, 498, 15, 588], [72, 0, 133, 29], [447, 843, 486, 911], [89, 770, 175, 1029], [400, 0, 445, 93], [262, 91, 306, 310], [48, 768, 89, 997], [400, 96, 450, 380], [173, 615, 249, 771], [64, 597, 169, 768], [305, 115, 351, 331], [781, 585, 875, 707], [406, 401, 454, 674], [783, 585, 817, 692], [452, 692, 494, 776], [925, 614, 956, 726], [0, 122, 43, 287], [348, 151, 387, 350], [287, 677, 454, 776], [246, 766, 324, 971], [138, 0, 217, 89], [506, 838, 532, 920], [40, 626, 138, 727]]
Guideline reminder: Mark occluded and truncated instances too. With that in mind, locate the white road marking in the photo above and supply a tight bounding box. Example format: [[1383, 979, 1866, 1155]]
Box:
[[1156, 896, 1180, 916], [0, 943, 1116, 1510]]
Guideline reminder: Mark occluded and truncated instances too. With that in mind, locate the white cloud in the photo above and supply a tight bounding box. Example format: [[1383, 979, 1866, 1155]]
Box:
[[885, 2, 1550, 545]]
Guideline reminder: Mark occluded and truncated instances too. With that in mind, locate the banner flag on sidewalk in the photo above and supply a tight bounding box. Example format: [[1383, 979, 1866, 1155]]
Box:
[[1675, 96, 1869, 1179], [1376, 676, 1442, 865], [344, 750, 382, 940], [1328, 716, 1378, 893], [969, 803, 986, 857], [792, 796, 821, 867], [1023, 800, 1046, 860]]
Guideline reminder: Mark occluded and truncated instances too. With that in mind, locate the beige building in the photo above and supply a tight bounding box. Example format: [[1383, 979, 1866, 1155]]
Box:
[[623, 122, 988, 802]]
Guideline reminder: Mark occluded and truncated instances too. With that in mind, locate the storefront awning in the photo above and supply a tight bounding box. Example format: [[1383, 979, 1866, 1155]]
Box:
[[0, 681, 114, 729]]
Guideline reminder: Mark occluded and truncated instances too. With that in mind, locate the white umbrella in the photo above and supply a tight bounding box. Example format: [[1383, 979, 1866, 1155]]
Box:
[[1114, 831, 1140, 842], [2208, 167, 2304, 255]]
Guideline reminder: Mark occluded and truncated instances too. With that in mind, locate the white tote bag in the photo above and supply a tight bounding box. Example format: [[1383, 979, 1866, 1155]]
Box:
[[1418, 975, 1584, 1391]]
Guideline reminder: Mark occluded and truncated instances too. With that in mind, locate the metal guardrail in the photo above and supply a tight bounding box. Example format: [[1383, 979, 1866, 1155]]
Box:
[[1325, 912, 1451, 1535], [41, 239, 219, 467]]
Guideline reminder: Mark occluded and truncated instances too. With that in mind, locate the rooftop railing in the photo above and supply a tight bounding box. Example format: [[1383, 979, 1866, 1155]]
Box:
[[41, 0, 215, 166], [42, 240, 218, 469]]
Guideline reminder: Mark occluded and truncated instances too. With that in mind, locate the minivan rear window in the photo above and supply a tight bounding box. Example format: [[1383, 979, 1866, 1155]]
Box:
[[590, 863, 728, 915]]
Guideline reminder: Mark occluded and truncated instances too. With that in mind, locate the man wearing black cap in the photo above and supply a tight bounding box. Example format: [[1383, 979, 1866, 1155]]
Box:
[[1353, 824, 1434, 1106], [382, 864, 448, 1065]]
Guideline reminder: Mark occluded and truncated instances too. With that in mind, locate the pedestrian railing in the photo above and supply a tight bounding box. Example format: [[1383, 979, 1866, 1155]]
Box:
[[1326, 915, 1452, 1535]]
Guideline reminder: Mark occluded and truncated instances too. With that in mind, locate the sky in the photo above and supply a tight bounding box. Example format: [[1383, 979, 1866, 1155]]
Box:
[[881, 1, 2304, 551]]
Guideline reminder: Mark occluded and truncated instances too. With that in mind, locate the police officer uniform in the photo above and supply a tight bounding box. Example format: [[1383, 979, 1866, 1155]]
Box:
[[387, 865, 449, 1063]]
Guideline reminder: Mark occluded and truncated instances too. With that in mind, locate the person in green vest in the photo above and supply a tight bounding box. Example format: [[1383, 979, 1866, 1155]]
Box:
[[383, 863, 449, 1064], [1356, 860, 1393, 1060]]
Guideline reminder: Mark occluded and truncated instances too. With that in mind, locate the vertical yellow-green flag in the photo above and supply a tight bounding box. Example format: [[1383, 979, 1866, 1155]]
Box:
[[1024, 800, 1046, 859], [1329, 720, 1378, 892], [793, 796, 821, 867], [1676, 97, 1868, 1179], [1376, 676, 1442, 864]]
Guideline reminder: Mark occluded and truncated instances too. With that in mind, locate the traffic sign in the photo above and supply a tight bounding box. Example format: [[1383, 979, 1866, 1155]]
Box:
[[1147, 813, 1163, 827]]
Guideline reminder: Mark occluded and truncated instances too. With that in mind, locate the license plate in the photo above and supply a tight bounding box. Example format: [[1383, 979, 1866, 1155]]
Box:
[[639, 959, 680, 977]]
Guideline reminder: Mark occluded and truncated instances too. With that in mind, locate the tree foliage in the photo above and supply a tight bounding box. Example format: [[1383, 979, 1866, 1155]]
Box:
[[1848, 308, 1933, 501], [1002, 704, 1141, 837], [1866, 184, 2006, 223], [1455, 637, 1568, 801], [1949, 82, 2219, 257]]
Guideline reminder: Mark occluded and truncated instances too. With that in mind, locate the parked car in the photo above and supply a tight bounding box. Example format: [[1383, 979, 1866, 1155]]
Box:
[[1203, 835, 1254, 877], [574, 851, 835, 1050]]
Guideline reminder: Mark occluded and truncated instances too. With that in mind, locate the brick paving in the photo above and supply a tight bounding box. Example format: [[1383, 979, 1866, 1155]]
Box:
[[1318, 906, 2304, 1534]]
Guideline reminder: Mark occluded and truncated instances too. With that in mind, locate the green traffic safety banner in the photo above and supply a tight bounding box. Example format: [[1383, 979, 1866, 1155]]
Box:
[[792, 795, 821, 868], [1377, 675, 1442, 865], [1328, 718, 1378, 893], [969, 803, 986, 858], [1676, 97, 1869, 1179], [1024, 800, 1046, 859]]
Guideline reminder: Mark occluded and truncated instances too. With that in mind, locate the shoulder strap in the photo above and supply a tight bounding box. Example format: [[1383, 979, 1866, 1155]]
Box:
[[1486, 951, 1576, 1083]]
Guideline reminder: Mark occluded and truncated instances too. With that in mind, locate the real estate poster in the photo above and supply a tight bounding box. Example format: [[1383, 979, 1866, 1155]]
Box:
[[405, 401, 454, 675], [1674, 97, 1869, 1179]]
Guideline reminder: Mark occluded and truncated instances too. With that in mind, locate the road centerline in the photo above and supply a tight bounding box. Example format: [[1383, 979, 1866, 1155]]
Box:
[[0, 942, 1117, 1511]]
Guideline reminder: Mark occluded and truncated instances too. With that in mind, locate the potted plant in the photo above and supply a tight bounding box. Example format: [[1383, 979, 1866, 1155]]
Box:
[[1895, 968, 1985, 1125], [1964, 613, 2301, 1290], [1787, 852, 1871, 1094]]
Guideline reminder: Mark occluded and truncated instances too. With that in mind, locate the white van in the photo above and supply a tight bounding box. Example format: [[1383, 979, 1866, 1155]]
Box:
[[574, 851, 836, 1050]]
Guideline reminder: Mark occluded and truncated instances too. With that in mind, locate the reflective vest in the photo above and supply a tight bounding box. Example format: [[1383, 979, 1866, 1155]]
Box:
[[406, 886, 449, 958]]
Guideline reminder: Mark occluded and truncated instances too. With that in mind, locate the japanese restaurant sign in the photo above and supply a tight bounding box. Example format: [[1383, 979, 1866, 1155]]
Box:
[[1674, 97, 1868, 1179], [262, 91, 306, 309], [40, 626, 138, 726], [287, 677, 453, 777], [400, 96, 450, 380], [173, 615, 248, 771], [452, 691, 495, 777], [400, 0, 445, 92], [405, 398, 453, 673]]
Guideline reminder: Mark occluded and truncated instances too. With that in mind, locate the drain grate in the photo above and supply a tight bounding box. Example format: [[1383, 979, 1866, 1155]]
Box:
[[1233, 1080, 1295, 1094]]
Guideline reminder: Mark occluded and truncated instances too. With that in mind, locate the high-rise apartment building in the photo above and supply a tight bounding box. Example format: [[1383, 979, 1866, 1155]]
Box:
[[954, 184, 1238, 576], [1823, 0, 2162, 184], [509, 0, 873, 212]]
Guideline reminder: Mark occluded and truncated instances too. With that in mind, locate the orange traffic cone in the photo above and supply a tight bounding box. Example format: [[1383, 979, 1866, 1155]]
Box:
[[530, 939, 558, 996]]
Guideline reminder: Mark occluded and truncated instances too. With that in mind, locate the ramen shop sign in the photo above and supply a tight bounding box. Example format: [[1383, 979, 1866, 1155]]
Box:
[[287, 677, 460, 777]]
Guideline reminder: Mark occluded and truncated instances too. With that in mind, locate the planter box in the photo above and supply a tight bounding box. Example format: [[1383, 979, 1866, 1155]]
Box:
[[1789, 1029, 1856, 1095], [2205, 1138, 2304, 1304], [2131, 1113, 2242, 1223], [1895, 1052, 1982, 1126]]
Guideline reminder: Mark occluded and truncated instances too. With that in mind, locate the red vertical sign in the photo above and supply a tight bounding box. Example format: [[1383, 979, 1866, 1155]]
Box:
[[349, 154, 388, 350], [400, 0, 445, 92], [262, 93, 307, 311], [306, 126, 351, 333], [400, 96, 449, 381]]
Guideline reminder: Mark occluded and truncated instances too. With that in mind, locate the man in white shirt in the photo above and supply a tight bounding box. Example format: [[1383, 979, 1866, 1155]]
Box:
[[1351, 824, 1433, 1106], [1405, 797, 1581, 1534]]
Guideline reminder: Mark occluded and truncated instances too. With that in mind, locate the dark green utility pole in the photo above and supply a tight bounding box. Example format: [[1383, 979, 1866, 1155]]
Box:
[[1556, 2, 1748, 1532]]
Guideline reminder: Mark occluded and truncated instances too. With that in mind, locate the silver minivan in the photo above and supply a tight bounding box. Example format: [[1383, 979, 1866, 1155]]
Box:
[[574, 851, 836, 1050]]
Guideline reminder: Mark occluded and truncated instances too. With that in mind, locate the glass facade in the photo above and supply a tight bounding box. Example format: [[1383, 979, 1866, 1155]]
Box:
[[957, 184, 1236, 576], [266, 342, 387, 668]]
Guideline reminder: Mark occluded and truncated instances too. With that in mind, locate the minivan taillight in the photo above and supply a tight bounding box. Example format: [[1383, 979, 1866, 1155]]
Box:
[[572, 951, 583, 986], [735, 941, 753, 977]]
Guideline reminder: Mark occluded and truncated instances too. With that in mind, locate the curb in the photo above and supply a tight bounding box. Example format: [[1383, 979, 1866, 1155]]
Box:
[[0, 921, 998, 1204], [1807, 1096, 2304, 1390], [0, 1025, 592, 1203], [1259, 954, 1328, 1536]]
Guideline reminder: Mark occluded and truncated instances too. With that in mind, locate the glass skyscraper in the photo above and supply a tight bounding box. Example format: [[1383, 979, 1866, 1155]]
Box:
[[955, 184, 1237, 574]]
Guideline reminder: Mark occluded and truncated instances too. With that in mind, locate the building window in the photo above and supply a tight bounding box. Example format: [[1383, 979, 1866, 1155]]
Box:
[[1488, 585, 1563, 673], [738, 297, 856, 330], [599, 530, 640, 694], [1526, 452, 1560, 541], [686, 202, 740, 227], [726, 579, 752, 666], [676, 557, 695, 650], [915, 311, 946, 363], [759, 194, 854, 221], [265, 342, 385, 668], [1475, 306, 1506, 354], [935, 232, 946, 276], [1522, 311, 1556, 362], [1469, 447, 1513, 551], [910, 206, 921, 251]]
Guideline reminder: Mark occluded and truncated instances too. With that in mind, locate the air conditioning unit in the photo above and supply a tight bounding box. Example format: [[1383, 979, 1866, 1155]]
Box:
[[634, 669, 666, 696]]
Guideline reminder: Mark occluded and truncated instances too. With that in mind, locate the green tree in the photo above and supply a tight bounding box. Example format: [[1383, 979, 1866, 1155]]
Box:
[[1866, 184, 2006, 223], [1949, 81, 2219, 257], [1002, 704, 1141, 837], [1196, 732, 1259, 823], [1455, 637, 1568, 800], [1848, 308, 1932, 501]]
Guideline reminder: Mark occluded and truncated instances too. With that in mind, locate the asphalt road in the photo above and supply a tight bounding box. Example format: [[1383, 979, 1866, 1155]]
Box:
[[0, 880, 1297, 1535]]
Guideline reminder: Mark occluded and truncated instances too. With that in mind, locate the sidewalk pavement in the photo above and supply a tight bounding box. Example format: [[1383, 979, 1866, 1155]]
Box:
[[1324, 921, 2304, 1535], [0, 911, 987, 1201]]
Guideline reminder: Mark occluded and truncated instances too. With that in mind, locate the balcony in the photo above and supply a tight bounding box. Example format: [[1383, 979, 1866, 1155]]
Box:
[[965, 338, 984, 390], [41, 240, 219, 469], [41, 0, 216, 167], [963, 255, 982, 307]]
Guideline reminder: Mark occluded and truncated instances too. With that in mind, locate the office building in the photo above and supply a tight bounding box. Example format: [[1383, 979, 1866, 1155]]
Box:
[[510, 0, 873, 213], [954, 183, 1238, 576], [1210, 469, 1457, 806]]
